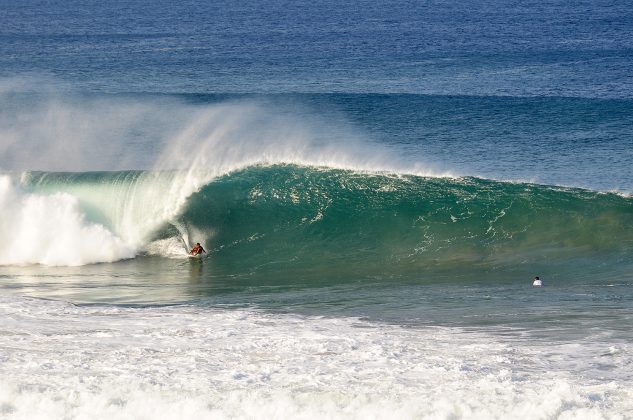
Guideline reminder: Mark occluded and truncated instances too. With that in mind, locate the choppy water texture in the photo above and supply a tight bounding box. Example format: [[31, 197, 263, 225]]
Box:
[[1, 0, 633, 418]]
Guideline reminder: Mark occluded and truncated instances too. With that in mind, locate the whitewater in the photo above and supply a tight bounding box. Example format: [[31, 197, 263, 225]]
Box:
[[1, 295, 631, 420]]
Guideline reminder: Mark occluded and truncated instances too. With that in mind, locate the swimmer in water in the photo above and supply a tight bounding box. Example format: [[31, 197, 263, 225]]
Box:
[[532, 276, 543, 287]]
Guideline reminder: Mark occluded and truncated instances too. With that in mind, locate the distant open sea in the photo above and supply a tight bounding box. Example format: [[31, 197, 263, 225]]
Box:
[[1, 1, 632, 418]]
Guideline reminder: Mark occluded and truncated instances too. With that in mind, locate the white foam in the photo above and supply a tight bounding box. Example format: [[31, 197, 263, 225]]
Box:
[[0, 176, 134, 266], [0, 296, 630, 419]]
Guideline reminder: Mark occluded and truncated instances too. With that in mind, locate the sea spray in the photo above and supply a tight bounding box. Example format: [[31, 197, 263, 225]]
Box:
[[1, 90, 440, 177], [152, 101, 441, 178]]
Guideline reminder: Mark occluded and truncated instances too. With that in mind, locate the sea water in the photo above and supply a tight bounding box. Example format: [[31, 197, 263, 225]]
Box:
[[1, 0, 632, 418]]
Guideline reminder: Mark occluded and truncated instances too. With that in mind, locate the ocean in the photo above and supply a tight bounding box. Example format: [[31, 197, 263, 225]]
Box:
[[1, 0, 632, 418]]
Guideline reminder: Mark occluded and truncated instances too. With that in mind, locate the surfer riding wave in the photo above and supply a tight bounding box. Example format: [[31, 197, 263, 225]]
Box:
[[189, 243, 206, 256]]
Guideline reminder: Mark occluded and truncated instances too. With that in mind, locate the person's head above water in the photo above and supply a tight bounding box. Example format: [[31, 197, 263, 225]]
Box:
[[196, 243, 200, 246], [534, 276, 540, 280]]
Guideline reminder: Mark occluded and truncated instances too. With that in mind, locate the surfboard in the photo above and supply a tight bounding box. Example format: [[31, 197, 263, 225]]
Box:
[[188, 252, 206, 260]]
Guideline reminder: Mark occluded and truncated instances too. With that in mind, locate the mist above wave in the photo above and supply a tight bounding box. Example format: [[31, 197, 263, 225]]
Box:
[[0, 78, 444, 176]]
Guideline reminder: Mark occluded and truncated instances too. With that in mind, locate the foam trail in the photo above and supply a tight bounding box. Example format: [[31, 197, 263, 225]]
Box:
[[0, 83, 446, 177], [0, 175, 133, 266]]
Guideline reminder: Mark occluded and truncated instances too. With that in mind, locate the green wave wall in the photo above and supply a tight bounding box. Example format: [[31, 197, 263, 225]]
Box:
[[21, 166, 633, 282], [174, 166, 633, 281]]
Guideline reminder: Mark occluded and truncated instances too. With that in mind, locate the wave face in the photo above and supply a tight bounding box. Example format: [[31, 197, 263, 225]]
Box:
[[177, 166, 633, 280], [9, 165, 632, 280]]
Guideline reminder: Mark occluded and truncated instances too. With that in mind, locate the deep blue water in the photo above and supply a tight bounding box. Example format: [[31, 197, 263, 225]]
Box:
[[2, 0, 633, 97]]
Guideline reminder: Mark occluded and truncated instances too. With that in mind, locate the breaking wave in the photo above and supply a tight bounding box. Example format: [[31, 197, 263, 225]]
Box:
[[3, 166, 631, 282]]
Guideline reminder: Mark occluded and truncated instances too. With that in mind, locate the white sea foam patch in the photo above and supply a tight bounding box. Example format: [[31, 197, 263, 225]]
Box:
[[0, 176, 134, 266], [0, 297, 631, 420]]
